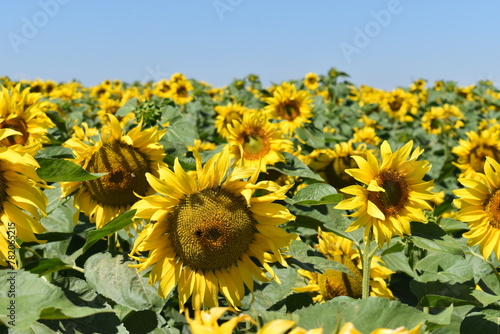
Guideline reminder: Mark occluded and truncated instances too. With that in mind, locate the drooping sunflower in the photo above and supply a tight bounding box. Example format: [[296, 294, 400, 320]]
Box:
[[263, 82, 313, 136], [452, 128, 500, 178], [129, 145, 296, 310], [294, 228, 394, 302], [308, 141, 369, 192], [227, 111, 293, 172], [0, 129, 47, 269], [453, 157, 500, 260], [0, 84, 55, 155], [304, 72, 320, 90], [214, 102, 248, 139], [61, 114, 167, 229], [334, 141, 435, 246]]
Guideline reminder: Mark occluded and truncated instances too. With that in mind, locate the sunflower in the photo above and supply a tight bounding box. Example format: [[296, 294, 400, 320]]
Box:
[[263, 82, 313, 136], [353, 126, 381, 146], [0, 84, 55, 155], [380, 88, 419, 122], [227, 111, 293, 172], [308, 141, 369, 192], [152, 79, 172, 98], [338, 322, 422, 334], [294, 228, 393, 302], [96, 95, 136, 126], [169, 80, 194, 105], [187, 307, 254, 334], [214, 102, 247, 139], [453, 157, 500, 260], [129, 145, 296, 310], [421, 104, 464, 135], [452, 128, 500, 178], [334, 141, 434, 246], [61, 114, 167, 229], [0, 129, 47, 269], [304, 72, 320, 90]]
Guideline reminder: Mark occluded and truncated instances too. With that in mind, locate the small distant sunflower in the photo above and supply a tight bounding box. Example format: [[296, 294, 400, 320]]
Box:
[[214, 102, 247, 139], [308, 141, 368, 192], [129, 145, 296, 310], [304, 72, 320, 90], [380, 89, 418, 122], [334, 141, 434, 246], [452, 129, 500, 177], [152, 79, 172, 98], [0, 129, 47, 269], [61, 114, 167, 229], [0, 84, 55, 155], [421, 104, 464, 135], [263, 82, 313, 136], [189, 139, 217, 153], [353, 126, 381, 146], [169, 80, 194, 105], [294, 229, 393, 302], [454, 157, 500, 260], [96, 96, 135, 126], [227, 111, 293, 172]]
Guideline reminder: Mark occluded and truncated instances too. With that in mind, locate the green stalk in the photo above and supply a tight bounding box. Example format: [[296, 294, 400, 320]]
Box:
[[361, 231, 378, 299], [108, 232, 117, 252]]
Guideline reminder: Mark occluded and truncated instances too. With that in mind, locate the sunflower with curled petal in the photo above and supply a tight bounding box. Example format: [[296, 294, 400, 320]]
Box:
[[263, 82, 313, 136], [334, 141, 434, 246], [0, 129, 48, 268], [293, 228, 393, 302], [454, 157, 500, 260], [0, 84, 55, 155], [452, 128, 500, 178], [227, 111, 293, 172], [129, 145, 297, 310], [61, 114, 167, 229]]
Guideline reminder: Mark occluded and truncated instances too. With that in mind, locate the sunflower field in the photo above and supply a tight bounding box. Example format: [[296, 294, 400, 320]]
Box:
[[1, 69, 500, 334]]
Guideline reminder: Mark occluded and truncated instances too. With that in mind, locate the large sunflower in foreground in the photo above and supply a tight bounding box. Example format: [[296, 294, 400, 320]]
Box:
[[0, 84, 55, 155], [61, 114, 167, 229], [263, 82, 313, 136], [294, 229, 393, 302], [334, 141, 434, 246], [0, 129, 47, 268], [454, 157, 500, 260], [227, 111, 293, 172], [129, 145, 296, 310], [452, 128, 500, 178]]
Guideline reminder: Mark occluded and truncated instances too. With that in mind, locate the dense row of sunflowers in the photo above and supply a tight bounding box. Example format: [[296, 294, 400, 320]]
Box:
[[0, 69, 499, 333]]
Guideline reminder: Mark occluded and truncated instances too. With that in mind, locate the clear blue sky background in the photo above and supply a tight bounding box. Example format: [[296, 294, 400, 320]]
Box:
[[1, 1, 498, 90]]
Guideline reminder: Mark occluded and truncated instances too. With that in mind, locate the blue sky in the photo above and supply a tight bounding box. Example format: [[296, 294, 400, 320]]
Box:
[[1, 1, 499, 90]]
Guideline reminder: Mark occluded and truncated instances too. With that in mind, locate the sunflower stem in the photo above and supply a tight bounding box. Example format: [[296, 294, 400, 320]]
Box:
[[108, 232, 117, 252], [362, 233, 375, 299]]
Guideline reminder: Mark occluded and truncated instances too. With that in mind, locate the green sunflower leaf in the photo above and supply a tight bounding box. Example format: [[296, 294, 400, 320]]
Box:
[[0, 270, 112, 330], [36, 158, 106, 182], [285, 183, 343, 206], [81, 210, 136, 253], [268, 153, 323, 181], [287, 240, 352, 275], [22, 258, 76, 276], [115, 97, 138, 117], [84, 253, 166, 313], [461, 309, 500, 333], [295, 296, 452, 333]]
